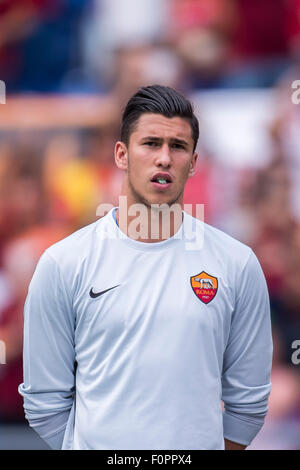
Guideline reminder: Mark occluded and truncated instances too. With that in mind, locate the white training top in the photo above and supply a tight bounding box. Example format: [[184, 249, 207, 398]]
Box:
[[19, 208, 273, 450]]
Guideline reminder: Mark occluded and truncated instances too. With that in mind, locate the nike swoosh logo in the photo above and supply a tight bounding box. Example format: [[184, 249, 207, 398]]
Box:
[[89, 285, 120, 298]]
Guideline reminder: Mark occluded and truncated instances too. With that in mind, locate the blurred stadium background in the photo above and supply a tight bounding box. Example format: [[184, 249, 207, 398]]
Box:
[[0, 0, 300, 450]]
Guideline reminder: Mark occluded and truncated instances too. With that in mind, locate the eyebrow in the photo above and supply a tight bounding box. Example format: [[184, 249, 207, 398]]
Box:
[[171, 138, 189, 147], [140, 136, 189, 147]]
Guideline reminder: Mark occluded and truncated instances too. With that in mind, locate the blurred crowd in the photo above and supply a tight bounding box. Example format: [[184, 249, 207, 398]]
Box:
[[0, 0, 300, 450]]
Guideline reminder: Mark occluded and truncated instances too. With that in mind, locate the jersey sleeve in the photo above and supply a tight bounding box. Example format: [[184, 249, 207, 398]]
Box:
[[18, 250, 76, 449], [221, 249, 273, 446]]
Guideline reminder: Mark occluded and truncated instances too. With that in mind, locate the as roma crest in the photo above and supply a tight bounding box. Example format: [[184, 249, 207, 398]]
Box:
[[190, 271, 218, 304]]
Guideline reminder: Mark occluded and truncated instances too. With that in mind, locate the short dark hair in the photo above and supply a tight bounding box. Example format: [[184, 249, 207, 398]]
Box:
[[120, 85, 199, 152]]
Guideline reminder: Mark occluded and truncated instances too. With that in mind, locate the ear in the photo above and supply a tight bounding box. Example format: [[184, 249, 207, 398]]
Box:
[[115, 141, 128, 171], [188, 152, 198, 178]]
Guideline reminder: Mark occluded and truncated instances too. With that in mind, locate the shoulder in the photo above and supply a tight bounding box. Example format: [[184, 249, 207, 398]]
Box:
[[205, 222, 252, 266], [184, 215, 268, 308], [47, 213, 110, 259], [30, 216, 111, 296], [202, 220, 266, 291], [184, 212, 253, 270], [37, 214, 111, 277]]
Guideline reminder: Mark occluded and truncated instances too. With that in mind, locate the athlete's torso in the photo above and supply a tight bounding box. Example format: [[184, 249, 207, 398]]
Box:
[[47, 209, 251, 450]]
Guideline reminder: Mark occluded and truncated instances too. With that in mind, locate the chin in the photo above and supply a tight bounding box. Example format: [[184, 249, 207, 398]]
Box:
[[129, 183, 182, 208], [149, 196, 181, 208]]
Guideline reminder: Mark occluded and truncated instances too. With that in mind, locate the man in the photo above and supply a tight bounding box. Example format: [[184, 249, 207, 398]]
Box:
[[19, 85, 273, 450]]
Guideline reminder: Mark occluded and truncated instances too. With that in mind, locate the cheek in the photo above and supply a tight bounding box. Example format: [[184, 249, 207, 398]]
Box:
[[176, 161, 192, 181], [129, 148, 151, 170], [128, 155, 146, 184]]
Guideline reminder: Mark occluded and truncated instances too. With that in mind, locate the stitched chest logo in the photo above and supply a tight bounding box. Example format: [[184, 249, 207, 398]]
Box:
[[190, 271, 218, 304]]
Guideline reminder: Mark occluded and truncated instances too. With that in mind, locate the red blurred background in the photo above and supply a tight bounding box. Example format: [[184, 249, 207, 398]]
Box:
[[0, 0, 300, 449]]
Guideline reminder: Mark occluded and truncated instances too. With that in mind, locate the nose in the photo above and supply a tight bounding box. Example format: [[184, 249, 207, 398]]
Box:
[[155, 143, 171, 168]]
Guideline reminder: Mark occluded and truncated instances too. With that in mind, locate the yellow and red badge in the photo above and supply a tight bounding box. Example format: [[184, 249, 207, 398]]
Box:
[[190, 271, 218, 304]]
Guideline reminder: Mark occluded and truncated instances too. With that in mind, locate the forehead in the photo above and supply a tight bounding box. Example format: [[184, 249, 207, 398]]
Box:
[[131, 113, 193, 141]]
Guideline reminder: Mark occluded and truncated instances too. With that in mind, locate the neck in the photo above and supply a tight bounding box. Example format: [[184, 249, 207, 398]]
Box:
[[115, 198, 183, 243]]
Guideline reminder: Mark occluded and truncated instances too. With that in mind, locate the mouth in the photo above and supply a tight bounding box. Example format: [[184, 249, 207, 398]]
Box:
[[151, 173, 173, 189]]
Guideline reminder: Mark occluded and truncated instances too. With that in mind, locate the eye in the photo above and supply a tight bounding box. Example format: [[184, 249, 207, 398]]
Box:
[[172, 143, 185, 150], [144, 141, 159, 147]]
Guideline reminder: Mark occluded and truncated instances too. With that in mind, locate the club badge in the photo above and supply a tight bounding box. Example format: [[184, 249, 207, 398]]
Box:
[[190, 271, 218, 304]]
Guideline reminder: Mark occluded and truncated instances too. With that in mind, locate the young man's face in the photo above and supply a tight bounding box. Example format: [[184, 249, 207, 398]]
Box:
[[115, 113, 198, 208]]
